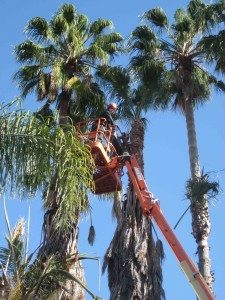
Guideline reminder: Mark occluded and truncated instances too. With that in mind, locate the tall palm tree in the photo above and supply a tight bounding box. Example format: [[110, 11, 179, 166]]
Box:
[[128, 0, 225, 290], [14, 3, 123, 123], [0, 100, 98, 298], [97, 66, 165, 300], [13, 4, 123, 298]]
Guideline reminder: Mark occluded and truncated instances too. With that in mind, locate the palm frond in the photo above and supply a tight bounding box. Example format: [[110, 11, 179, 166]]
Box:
[[13, 66, 42, 99], [0, 101, 95, 216], [173, 10, 192, 33], [23, 254, 102, 300], [208, 75, 225, 92], [25, 17, 49, 43], [129, 25, 158, 54], [188, 0, 225, 31], [86, 44, 109, 64], [88, 225, 96, 246], [59, 3, 77, 25], [95, 33, 124, 57], [143, 8, 169, 29], [50, 14, 67, 37], [130, 55, 165, 85], [65, 77, 81, 91], [90, 19, 113, 36], [14, 41, 45, 64], [96, 65, 131, 102], [186, 171, 220, 205]]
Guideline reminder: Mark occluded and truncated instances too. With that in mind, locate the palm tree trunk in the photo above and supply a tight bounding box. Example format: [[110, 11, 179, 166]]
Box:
[[185, 99, 213, 289], [38, 91, 86, 299], [59, 90, 70, 127], [103, 120, 165, 300], [40, 215, 86, 300]]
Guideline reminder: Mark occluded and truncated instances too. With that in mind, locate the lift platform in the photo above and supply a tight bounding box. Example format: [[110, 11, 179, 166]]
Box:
[[76, 118, 125, 194], [76, 119, 215, 300]]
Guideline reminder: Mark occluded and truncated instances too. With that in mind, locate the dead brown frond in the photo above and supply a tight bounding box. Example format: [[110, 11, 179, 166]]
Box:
[[88, 225, 96, 246], [155, 239, 165, 263], [112, 191, 123, 225]]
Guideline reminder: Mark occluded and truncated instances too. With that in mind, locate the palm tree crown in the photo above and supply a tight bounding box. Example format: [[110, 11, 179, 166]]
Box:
[[129, 1, 225, 111], [14, 3, 123, 121]]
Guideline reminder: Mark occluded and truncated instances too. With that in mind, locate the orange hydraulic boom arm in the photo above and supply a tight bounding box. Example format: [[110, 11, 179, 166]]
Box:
[[121, 154, 215, 300], [76, 118, 215, 300]]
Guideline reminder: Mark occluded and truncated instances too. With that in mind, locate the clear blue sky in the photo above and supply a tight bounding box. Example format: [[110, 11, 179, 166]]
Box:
[[0, 1, 224, 299]]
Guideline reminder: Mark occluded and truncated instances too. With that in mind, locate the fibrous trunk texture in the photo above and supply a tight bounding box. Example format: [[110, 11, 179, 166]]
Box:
[[185, 99, 213, 289], [103, 190, 164, 300], [40, 213, 86, 300], [103, 120, 165, 300], [38, 94, 86, 299]]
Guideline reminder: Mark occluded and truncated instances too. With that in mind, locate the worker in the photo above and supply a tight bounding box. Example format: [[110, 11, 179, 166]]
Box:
[[91, 102, 117, 132], [100, 103, 126, 156], [99, 102, 118, 127], [92, 103, 125, 156]]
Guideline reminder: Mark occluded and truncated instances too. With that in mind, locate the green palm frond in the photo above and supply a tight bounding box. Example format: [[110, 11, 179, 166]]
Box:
[[0, 101, 95, 204], [23, 254, 102, 300], [13, 66, 43, 99], [14, 41, 44, 64], [129, 25, 157, 53], [174, 8, 187, 23], [95, 32, 124, 56], [50, 14, 67, 37], [86, 44, 109, 64], [25, 17, 49, 42], [188, 0, 225, 31], [59, 3, 77, 25], [73, 81, 105, 119], [186, 172, 220, 205], [208, 74, 225, 92], [144, 8, 169, 28], [173, 9, 192, 33], [200, 30, 225, 72], [90, 19, 113, 35], [96, 65, 131, 102], [131, 55, 165, 85]]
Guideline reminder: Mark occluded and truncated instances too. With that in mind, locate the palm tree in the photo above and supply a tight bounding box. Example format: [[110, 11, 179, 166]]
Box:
[[14, 3, 123, 124], [128, 0, 225, 290], [97, 66, 165, 299], [13, 4, 123, 298], [0, 99, 97, 299]]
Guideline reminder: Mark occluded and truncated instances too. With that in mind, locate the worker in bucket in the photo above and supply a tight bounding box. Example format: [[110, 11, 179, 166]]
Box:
[[99, 102, 118, 127], [102, 103, 129, 156], [92, 103, 126, 156]]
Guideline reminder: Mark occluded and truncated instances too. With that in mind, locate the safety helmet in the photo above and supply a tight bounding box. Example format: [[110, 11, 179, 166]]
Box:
[[108, 102, 117, 111]]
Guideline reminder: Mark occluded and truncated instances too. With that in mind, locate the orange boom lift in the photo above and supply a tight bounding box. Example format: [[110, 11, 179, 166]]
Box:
[[76, 119, 215, 300]]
